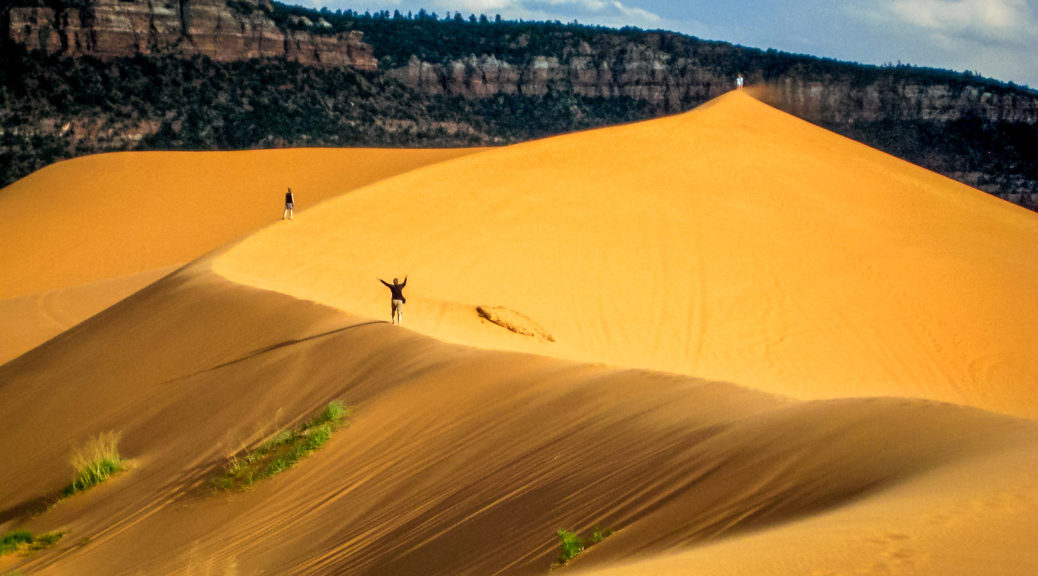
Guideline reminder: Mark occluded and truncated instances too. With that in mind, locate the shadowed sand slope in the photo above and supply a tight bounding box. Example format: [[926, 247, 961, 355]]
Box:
[[0, 147, 481, 299], [0, 266, 176, 364], [212, 91, 1038, 418], [2, 264, 1036, 576]]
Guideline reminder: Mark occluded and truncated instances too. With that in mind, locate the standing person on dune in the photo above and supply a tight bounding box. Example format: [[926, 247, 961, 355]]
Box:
[[379, 276, 407, 325], [283, 187, 295, 220]]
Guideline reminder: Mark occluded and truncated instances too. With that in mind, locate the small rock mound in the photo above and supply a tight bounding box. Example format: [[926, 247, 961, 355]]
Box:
[[476, 306, 555, 342]]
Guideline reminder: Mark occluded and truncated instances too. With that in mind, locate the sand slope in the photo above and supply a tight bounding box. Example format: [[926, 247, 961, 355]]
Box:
[[213, 91, 1038, 419], [2, 92, 1038, 576], [2, 263, 1036, 576], [0, 146, 478, 362], [0, 147, 480, 299], [0, 266, 176, 364]]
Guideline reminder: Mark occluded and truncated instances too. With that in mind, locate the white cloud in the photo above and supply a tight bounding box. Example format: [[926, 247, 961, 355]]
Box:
[[442, 0, 518, 12], [886, 0, 1038, 46], [425, 0, 665, 28], [845, 0, 1038, 85], [609, 1, 662, 25]]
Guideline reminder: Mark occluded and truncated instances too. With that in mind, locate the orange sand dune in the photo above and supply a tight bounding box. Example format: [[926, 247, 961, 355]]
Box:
[[212, 91, 1038, 419], [0, 147, 481, 299], [2, 263, 1036, 576], [3, 92, 1037, 576]]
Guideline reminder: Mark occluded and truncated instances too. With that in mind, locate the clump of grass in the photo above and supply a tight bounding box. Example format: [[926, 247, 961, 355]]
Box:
[[555, 529, 584, 565], [215, 401, 350, 491], [0, 532, 32, 555], [64, 431, 123, 497], [1, 531, 63, 556], [552, 525, 614, 568], [591, 525, 613, 543]]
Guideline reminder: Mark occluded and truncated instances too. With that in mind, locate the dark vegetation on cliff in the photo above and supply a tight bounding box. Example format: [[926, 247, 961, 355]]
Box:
[[0, 44, 648, 184], [1, 1, 1036, 209]]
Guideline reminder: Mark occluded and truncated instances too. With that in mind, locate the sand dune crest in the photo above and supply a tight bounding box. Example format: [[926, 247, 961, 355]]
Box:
[[212, 91, 1038, 419]]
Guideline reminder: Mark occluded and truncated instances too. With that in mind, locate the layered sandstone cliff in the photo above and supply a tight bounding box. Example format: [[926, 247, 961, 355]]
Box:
[[386, 45, 1037, 125], [4, 0, 375, 69], [6, 1, 1034, 126], [766, 76, 1038, 124], [384, 39, 727, 112]]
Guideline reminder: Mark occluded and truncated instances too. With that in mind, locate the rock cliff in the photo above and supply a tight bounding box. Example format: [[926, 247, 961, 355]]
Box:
[[763, 76, 1037, 124], [3, 0, 375, 69], [384, 38, 728, 111], [6, 1, 1034, 127], [386, 43, 1037, 125]]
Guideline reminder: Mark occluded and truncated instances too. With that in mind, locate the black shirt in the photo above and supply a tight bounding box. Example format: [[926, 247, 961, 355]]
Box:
[[380, 278, 406, 302]]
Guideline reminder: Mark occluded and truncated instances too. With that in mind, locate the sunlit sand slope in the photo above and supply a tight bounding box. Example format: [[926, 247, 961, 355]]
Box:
[[2, 264, 1036, 576], [213, 91, 1038, 418], [0, 147, 481, 299]]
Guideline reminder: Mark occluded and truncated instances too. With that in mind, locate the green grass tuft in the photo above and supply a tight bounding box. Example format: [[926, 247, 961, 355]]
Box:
[[0, 532, 33, 555], [552, 525, 613, 568], [314, 400, 347, 426], [1, 531, 64, 557], [555, 529, 585, 565], [215, 401, 350, 491], [64, 431, 123, 496]]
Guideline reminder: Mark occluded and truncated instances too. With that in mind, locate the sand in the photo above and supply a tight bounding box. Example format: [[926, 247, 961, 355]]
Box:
[[0, 266, 176, 364], [0, 146, 477, 359], [0, 147, 481, 299], [212, 91, 1038, 419], [2, 92, 1037, 576]]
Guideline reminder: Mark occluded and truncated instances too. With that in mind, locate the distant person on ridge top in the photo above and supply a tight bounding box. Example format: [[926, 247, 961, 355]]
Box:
[[736, 74, 744, 90], [283, 188, 295, 220], [379, 276, 407, 325]]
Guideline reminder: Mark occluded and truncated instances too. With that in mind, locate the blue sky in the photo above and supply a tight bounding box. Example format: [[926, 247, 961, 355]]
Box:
[[296, 0, 1038, 89]]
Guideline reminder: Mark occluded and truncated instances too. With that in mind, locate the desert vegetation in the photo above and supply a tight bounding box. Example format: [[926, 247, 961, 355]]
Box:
[[215, 401, 350, 490], [64, 431, 124, 496], [0, 531, 63, 556], [552, 525, 613, 567]]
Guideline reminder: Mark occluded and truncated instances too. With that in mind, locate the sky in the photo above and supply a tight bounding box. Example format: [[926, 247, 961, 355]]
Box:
[[295, 0, 1038, 89]]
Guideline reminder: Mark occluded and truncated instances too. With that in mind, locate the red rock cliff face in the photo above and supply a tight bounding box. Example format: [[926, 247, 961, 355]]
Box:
[[385, 37, 731, 112], [4, 0, 375, 70], [764, 76, 1038, 124]]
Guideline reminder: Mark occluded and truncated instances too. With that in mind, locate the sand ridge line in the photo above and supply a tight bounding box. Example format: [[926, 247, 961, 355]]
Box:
[[211, 91, 1038, 419]]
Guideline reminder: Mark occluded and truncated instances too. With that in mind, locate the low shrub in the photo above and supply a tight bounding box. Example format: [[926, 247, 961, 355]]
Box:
[[0, 530, 63, 556], [553, 524, 613, 567], [0, 532, 33, 555], [65, 432, 123, 496], [555, 529, 584, 565], [216, 401, 350, 491], [591, 525, 613, 543]]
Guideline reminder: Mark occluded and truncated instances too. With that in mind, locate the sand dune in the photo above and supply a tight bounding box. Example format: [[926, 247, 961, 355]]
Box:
[[0, 147, 480, 299], [212, 91, 1038, 419], [0, 266, 176, 364], [3, 92, 1038, 575], [2, 263, 1036, 576]]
